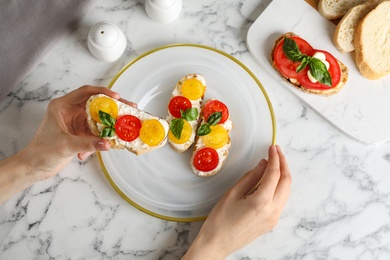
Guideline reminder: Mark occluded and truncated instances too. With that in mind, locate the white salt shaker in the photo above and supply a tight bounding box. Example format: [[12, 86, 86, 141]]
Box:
[[87, 21, 127, 62], [145, 0, 182, 23]]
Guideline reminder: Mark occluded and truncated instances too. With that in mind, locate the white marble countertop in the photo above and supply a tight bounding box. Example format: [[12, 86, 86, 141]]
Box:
[[1, 0, 390, 259]]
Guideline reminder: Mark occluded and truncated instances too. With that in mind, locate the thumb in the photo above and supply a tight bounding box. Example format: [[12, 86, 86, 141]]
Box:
[[229, 159, 267, 198]]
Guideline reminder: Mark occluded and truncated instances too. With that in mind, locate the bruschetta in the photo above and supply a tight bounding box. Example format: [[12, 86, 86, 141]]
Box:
[[190, 99, 233, 177], [166, 74, 206, 153], [86, 94, 169, 155], [271, 32, 348, 96]]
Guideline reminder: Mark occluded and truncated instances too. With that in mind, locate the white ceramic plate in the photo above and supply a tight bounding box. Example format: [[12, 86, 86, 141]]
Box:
[[247, 0, 390, 144], [98, 44, 276, 222]]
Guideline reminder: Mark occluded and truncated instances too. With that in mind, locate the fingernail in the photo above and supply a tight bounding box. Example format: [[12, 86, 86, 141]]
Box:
[[77, 153, 84, 160], [97, 141, 107, 151]]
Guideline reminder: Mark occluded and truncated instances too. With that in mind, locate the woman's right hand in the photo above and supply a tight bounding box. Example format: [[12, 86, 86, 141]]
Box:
[[182, 145, 292, 259]]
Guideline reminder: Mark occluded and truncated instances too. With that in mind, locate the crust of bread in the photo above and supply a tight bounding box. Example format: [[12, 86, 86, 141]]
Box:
[[167, 74, 206, 153], [190, 100, 232, 177], [86, 94, 168, 156], [354, 1, 390, 80], [270, 32, 348, 96], [318, 0, 368, 20], [333, 1, 381, 53]]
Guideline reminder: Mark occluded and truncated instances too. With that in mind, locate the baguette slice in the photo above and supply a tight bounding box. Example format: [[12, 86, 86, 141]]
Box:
[[86, 94, 169, 155], [333, 0, 384, 53], [190, 99, 233, 177], [166, 74, 206, 153], [271, 32, 348, 96], [354, 1, 390, 80], [318, 0, 368, 20]]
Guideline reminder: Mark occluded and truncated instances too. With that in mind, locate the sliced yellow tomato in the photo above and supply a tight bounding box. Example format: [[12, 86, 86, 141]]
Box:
[[201, 125, 229, 149], [181, 78, 205, 100], [89, 97, 118, 123], [168, 120, 192, 144], [140, 119, 166, 146]]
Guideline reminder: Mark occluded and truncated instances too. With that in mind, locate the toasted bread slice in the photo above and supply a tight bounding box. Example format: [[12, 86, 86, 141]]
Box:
[[271, 32, 348, 96], [166, 74, 206, 153], [318, 0, 368, 20], [86, 94, 169, 155], [190, 99, 233, 177], [354, 1, 390, 80], [333, 0, 383, 53]]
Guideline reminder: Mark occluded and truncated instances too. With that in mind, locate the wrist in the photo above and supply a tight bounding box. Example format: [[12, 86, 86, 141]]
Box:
[[19, 144, 57, 182], [182, 230, 228, 260], [0, 148, 39, 204], [14, 147, 43, 183]]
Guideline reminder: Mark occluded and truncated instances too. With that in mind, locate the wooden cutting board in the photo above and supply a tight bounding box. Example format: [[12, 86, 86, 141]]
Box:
[[306, 0, 318, 9], [305, 0, 339, 23]]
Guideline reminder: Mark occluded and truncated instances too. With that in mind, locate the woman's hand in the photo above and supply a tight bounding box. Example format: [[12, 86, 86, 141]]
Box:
[[0, 86, 136, 204], [23, 85, 133, 180], [182, 145, 292, 259]]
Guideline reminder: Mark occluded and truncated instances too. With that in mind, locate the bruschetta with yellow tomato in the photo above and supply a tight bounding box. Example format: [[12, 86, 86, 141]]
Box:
[[166, 74, 206, 153], [86, 94, 169, 155], [190, 99, 232, 177]]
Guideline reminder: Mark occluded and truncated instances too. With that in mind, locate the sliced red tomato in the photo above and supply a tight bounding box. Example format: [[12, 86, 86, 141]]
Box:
[[296, 49, 341, 90], [274, 36, 342, 90], [203, 100, 229, 124], [273, 36, 315, 79], [168, 96, 192, 118], [114, 115, 142, 141], [193, 147, 219, 172]]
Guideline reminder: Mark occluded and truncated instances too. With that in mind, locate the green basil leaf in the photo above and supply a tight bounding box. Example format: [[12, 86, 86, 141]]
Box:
[[282, 37, 305, 62], [99, 110, 116, 126], [197, 124, 211, 136], [207, 112, 222, 126], [181, 108, 198, 121], [296, 56, 311, 73], [100, 127, 115, 138], [170, 118, 184, 139], [309, 58, 332, 87]]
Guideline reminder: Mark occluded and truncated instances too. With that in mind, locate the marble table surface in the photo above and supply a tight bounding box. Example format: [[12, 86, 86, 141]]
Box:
[[1, 0, 390, 259]]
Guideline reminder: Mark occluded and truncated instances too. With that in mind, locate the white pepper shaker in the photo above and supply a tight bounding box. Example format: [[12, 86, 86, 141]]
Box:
[[145, 0, 182, 23], [87, 21, 127, 62]]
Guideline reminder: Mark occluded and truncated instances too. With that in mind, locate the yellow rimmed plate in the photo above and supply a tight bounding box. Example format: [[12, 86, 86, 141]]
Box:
[[98, 44, 276, 222]]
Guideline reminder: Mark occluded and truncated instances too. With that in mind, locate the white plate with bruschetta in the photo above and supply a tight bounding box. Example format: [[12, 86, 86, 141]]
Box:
[[97, 44, 276, 222], [247, 0, 390, 144]]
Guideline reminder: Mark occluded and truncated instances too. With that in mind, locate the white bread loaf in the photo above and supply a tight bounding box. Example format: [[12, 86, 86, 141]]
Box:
[[318, 0, 368, 20], [86, 94, 169, 155], [354, 1, 390, 79], [333, 0, 384, 53]]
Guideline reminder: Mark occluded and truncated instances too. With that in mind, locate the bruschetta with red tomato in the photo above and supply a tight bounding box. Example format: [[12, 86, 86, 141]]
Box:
[[190, 99, 233, 177], [86, 94, 169, 155], [166, 74, 206, 153], [271, 32, 348, 96]]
